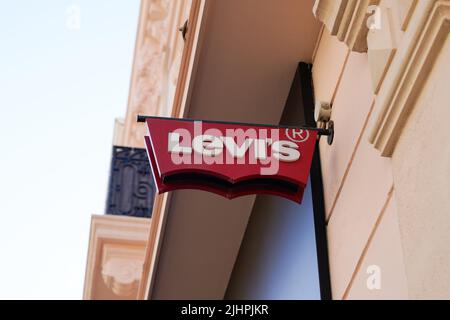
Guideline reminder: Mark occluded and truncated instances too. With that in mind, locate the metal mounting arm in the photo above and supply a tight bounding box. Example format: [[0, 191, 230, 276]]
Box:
[[137, 115, 334, 145]]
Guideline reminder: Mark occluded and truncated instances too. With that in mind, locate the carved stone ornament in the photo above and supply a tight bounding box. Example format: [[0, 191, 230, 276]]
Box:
[[102, 257, 144, 297], [121, 0, 191, 148], [369, 0, 450, 156], [101, 243, 146, 297], [313, 0, 381, 52]]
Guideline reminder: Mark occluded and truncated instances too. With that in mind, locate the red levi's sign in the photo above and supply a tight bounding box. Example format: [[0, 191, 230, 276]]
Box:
[[144, 117, 318, 203]]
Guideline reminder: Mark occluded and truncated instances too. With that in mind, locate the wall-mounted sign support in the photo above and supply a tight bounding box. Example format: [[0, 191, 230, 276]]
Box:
[[137, 115, 333, 203], [137, 115, 334, 144]]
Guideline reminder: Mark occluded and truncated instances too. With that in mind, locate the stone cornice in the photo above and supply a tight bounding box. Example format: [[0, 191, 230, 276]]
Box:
[[313, 0, 381, 52], [101, 244, 145, 297], [369, 0, 450, 156], [120, 0, 191, 148], [83, 215, 150, 300], [136, 0, 207, 300]]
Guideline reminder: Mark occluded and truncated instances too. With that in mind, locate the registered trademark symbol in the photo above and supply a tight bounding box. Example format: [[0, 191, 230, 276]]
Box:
[[285, 128, 309, 143]]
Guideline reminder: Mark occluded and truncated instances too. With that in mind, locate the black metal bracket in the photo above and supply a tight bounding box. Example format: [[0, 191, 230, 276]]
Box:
[[137, 115, 334, 145], [325, 121, 334, 145]]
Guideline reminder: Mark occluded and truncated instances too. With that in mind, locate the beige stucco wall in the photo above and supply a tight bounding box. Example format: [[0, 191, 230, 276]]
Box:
[[313, 28, 408, 299], [345, 189, 408, 299], [391, 35, 450, 299], [313, 0, 450, 299]]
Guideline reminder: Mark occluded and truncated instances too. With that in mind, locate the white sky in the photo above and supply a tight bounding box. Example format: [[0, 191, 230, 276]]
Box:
[[0, 1, 140, 299]]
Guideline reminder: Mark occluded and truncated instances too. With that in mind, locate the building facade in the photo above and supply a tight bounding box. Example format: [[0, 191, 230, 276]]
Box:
[[84, 0, 450, 300]]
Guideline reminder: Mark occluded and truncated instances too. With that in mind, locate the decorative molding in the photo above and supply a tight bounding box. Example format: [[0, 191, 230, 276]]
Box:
[[170, 0, 207, 118], [367, 0, 399, 93], [101, 244, 145, 297], [112, 118, 125, 146], [313, 0, 381, 52], [313, 0, 348, 36], [398, 0, 418, 31], [106, 146, 155, 218], [137, 0, 207, 299], [83, 215, 150, 300], [369, 0, 450, 156], [366, 0, 420, 93], [122, 0, 191, 148], [137, 193, 170, 299]]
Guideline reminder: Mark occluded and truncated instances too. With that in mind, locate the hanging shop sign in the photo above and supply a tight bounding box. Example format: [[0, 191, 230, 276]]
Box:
[[139, 116, 324, 203]]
